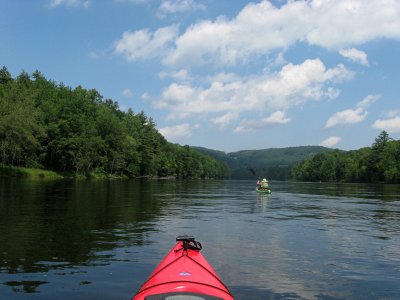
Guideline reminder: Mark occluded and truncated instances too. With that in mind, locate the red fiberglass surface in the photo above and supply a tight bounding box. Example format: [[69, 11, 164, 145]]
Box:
[[133, 239, 234, 300]]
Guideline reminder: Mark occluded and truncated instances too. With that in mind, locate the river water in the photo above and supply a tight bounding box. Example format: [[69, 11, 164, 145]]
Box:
[[0, 178, 399, 300]]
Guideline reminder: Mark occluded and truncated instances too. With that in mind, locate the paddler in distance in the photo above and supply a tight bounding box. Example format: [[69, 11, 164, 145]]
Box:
[[257, 178, 269, 190]]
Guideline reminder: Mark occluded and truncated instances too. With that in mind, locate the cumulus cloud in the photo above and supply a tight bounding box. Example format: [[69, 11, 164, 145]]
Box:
[[162, 83, 195, 102], [157, 59, 352, 121], [325, 108, 367, 129], [158, 0, 206, 15], [109, 1, 400, 136], [114, 25, 178, 61], [324, 94, 378, 128], [159, 0, 400, 68], [233, 111, 291, 133], [339, 48, 369, 66], [49, 0, 90, 8], [212, 112, 239, 129], [373, 116, 400, 133], [262, 111, 291, 124], [113, 1, 400, 67], [158, 123, 197, 141], [320, 136, 341, 148]]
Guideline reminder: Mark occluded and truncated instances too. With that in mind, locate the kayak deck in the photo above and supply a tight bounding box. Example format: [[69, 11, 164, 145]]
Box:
[[133, 236, 234, 300]]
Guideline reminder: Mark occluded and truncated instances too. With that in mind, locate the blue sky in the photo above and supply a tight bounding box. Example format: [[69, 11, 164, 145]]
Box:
[[1, 0, 400, 152]]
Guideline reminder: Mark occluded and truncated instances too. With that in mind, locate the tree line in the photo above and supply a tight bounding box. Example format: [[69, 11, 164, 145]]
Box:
[[291, 131, 400, 183], [194, 145, 335, 180], [0, 67, 229, 179]]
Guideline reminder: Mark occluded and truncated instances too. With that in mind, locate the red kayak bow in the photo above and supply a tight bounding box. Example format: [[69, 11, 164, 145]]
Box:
[[133, 236, 234, 300]]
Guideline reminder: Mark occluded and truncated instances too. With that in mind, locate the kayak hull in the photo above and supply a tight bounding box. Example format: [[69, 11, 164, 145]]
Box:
[[256, 187, 271, 194], [133, 236, 234, 300]]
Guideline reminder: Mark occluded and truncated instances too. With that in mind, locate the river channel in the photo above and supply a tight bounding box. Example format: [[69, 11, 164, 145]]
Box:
[[0, 178, 399, 299]]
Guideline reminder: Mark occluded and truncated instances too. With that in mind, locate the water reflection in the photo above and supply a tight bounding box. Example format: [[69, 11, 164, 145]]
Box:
[[256, 193, 270, 212], [0, 178, 399, 299], [274, 180, 400, 201], [0, 178, 163, 276], [4, 280, 48, 293]]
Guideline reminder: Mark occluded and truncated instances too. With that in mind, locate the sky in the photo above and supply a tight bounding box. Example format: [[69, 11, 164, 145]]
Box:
[[1, 0, 400, 153]]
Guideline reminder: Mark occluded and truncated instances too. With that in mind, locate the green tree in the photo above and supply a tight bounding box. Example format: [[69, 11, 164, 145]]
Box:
[[0, 67, 229, 179], [0, 66, 13, 84], [367, 130, 392, 182], [292, 132, 399, 183], [0, 72, 44, 167], [381, 140, 400, 183]]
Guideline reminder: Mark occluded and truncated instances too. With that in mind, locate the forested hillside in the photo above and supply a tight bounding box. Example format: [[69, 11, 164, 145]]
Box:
[[2, 67, 397, 183], [292, 131, 400, 183], [0, 67, 229, 179], [194, 146, 334, 180]]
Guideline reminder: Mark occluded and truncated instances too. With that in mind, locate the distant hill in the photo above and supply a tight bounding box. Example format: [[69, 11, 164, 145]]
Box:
[[192, 146, 336, 180]]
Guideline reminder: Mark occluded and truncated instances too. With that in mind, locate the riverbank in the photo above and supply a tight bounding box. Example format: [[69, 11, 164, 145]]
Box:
[[0, 165, 127, 180], [0, 165, 177, 180], [0, 165, 63, 179]]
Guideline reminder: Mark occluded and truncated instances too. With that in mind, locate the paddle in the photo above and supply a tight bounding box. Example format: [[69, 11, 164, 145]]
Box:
[[249, 168, 262, 187], [249, 167, 258, 178]]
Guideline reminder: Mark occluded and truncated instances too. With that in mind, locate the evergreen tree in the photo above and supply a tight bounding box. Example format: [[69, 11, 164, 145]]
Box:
[[0, 66, 13, 84]]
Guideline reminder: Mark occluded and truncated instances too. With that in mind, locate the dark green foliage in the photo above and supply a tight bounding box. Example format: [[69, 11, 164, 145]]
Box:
[[291, 131, 400, 183], [194, 146, 334, 180], [0, 67, 228, 179], [0, 70, 44, 167], [0, 66, 13, 84]]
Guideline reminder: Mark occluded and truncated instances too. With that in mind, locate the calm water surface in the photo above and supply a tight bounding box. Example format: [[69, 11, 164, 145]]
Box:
[[0, 178, 399, 300]]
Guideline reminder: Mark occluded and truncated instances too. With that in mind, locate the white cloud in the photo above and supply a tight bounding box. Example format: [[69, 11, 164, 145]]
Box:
[[162, 83, 195, 102], [157, 59, 352, 121], [158, 0, 206, 15], [234, 123, 251, 133], [114, 25, 178, 61], [113, 1, 400, 67], [260, 59, 352, 107], [212, 112, 239, 129], [325, 107, 367, 129], [320, 136, 341, 148], [233, 110, 291, 133], [49, 0, 90, 8], [339, 48, 369, 66], [122, 88, 133, 98], [324, 94, 378, 129], [306, 0, 400, 47], [356, 94, 379, 109], [373, 116, 400, 133], [158, 123, 195, 141], [110, 0, 399, 137], [262, 111, 291, 124], [161, 0, 400, 68]]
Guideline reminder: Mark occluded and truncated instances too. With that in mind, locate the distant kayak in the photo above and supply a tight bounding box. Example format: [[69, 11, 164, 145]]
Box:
[[256, 187, 271, 194], [132, 235, 234, 300]]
